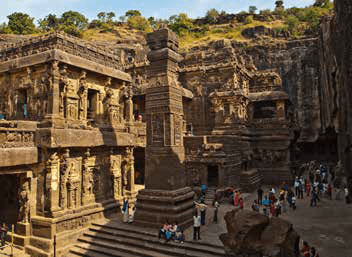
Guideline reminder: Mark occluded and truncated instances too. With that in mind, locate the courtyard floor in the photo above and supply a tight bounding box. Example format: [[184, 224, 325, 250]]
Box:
[[183, 186, 352, 257]]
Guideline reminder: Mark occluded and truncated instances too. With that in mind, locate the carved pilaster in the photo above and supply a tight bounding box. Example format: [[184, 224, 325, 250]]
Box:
[[45, 152, 60, 215], [110, 154, 122, 201], [82, 148, 93, 206], [45, 61, 62, 123]]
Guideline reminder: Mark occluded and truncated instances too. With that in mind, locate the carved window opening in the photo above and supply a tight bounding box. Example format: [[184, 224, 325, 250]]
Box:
[[253, 100, 276, 119], [87, 89, 99, 120], [16, 89, 28, 120]]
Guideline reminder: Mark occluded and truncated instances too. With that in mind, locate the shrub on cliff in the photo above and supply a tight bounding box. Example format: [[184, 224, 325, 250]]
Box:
[[127, 15, 152, 32], [244, 15, 253, 24], [168, 13, 194, 36]]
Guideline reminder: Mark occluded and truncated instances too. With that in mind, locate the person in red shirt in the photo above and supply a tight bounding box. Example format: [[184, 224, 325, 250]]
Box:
[[301, 241, 311, 257], [239, 198, 244, 209], [270, 203, 276, 216]]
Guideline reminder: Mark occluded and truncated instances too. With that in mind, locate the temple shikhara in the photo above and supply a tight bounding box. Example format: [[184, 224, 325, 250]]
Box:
[[0, 27, 325, 256]]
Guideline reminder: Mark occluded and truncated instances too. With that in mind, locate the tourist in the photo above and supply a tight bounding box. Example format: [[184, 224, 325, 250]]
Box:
[[158, 221, 169, 240], [128, 206, 136, 224], [0, 223, 7, 247], [284, 182, 289, 192], [176, 230, 185, 243], [287, 189, 294, 208], [159, 221, 170, 239], [170, 222, 178, 239], [239, 198, 244, 209], [298, 180, 304, 199], [311, 188, 319, 207], [200, 204, 207, 225], [234, 190, 240, 207], [294, 177, 300, 196], [301, 241, 311, 257], [122, 198, 129, 223], [345, 186, 349, 204], [193, 212, 201, 240], [257, 187, 263, 205], [262, 196, 270, 216], [270, 202, 276, 216], [306, 180, 311, 197], [213, 201, 220, 223], [251, 200, 258, 212], [292, 195, 296, 210], [201, 183, 207, 196]]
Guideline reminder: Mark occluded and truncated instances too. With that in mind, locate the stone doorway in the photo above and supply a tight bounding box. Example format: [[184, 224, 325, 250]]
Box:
[[207, 165, 219, 187], [0, 174, 20, 225], [134, 147, 145, 185]]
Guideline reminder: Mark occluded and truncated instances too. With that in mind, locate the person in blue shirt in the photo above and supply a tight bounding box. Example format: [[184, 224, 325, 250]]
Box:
[[201, 184, 207, 196], [261, 196, 270, 216]]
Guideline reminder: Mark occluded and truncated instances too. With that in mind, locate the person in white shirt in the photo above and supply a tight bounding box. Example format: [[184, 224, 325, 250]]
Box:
[[193, 212, 201, 240]]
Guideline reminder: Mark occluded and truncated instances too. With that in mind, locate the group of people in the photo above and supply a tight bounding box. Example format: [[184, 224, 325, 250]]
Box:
[[121, 198, 136, 224], [158, 222, 185, 243]]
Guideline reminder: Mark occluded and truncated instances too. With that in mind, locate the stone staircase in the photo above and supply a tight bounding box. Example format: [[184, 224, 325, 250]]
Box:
[[67, 220, 226, 257], [205, 186, 217, 205]]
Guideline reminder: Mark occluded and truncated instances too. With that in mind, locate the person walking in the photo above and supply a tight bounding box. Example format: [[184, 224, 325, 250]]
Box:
[[213, 201, 220, 223], [193, 212, 201, 240], [345, 186, 349, 204], [298, 180, 304, 199], [200, 204, 207, 225], [294, 177, 300, 196], [327, 183, 333, 200], [306, 180, 311, 197], [122, 198, 129, 223], [239, 198, 244, 209]]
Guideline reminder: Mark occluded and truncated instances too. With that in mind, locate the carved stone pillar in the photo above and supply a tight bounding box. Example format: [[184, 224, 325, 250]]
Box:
[[45, 61, 62, 124], [125, 83, 134, 123], [78, 71, 88, 122], [126, 147, 135, 193], [45, 152, 60, 215], [110, 154, 122, 201], [59, 149, 70, 209], [82, 148, 92, 206], [19, 176, 31, 223]]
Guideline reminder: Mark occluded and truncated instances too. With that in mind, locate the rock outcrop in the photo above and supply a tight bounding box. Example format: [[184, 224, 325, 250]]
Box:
[[319, 0, 352, 176], [220, 209, 300, 257]]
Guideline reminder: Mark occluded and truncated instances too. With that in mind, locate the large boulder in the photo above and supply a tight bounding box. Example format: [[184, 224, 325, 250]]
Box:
[[220, 209, 300, 257]]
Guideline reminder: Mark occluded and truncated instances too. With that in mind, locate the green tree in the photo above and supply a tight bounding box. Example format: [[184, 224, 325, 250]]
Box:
[[168, 13, 194, 35], [97, 12, 106, 22], [106, 12, 115, 23], [249, 6, 258, 14], [61, 11, 88, 30], [275, 0, 284, 11], [38, 14, 59, 31], [285, 15, 299, 30], [205, 8, 219, 23], [7, 12, 36, 34], [244, 15, 253, 24], [125, 10, 142, 18], [128, 15, 151, 31]]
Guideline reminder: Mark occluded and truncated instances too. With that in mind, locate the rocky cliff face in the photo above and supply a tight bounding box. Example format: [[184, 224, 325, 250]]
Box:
[[319, 0, 352, 174], [242, 39, 321, 143]]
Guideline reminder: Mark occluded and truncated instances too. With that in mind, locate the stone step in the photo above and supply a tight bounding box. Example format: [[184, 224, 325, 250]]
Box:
[[87, 223, 225, 256], [77, 236, 178, 257], [25, 244, 50, 257], [68, 243, 138, 257], [91, 221, 225, 251]]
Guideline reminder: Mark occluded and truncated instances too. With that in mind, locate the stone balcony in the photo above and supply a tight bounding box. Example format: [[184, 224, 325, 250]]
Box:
[[0, 120, 38, 167]]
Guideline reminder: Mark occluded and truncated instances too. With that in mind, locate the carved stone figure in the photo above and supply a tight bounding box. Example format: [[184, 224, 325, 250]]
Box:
[[19, 180, 30, 223]]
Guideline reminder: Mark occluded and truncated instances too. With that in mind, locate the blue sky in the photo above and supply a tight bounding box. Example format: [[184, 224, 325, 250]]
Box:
[[1, 0, 317, 24]]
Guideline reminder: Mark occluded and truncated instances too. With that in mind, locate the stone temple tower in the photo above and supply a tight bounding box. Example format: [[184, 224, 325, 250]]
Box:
[[134, 28, 194, 227]]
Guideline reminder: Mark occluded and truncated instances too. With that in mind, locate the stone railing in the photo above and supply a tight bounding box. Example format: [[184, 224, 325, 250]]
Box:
[[0, 32, 122, 70], [0, 121, 37, 148]]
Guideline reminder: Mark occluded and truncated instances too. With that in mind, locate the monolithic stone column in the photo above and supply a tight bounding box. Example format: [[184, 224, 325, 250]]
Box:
[[276, 100, 285, 120], [45, 152, 61, 214], [134, 29, 194, 228], [45, 61, 63, 125]]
